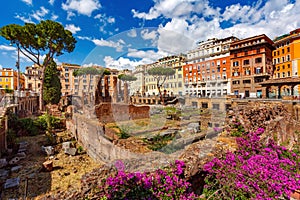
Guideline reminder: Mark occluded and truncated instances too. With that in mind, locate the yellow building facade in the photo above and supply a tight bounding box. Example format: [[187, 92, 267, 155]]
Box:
[[0, 68, 25, 91]]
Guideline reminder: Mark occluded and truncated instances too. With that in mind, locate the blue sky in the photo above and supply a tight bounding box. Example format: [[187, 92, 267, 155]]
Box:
[[0, 0, 299, 72]]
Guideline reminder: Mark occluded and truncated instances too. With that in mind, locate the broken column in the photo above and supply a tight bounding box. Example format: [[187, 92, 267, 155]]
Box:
[[104, 76, 109, 98], [112, 76, 118, 103]]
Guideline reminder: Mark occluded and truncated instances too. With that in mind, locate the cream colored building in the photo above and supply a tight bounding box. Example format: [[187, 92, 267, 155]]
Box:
[[143, 55, 186, 96]]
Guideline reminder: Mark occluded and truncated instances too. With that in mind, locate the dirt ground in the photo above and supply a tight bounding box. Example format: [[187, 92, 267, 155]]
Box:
[[2, 131, 103, 199]]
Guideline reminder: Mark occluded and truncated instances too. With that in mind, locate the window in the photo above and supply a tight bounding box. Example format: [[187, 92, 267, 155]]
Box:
[[233, 61, 239, 66], [233, 80, 240, 85], [287, 47, 290, 52], [282, 65, 285, 70], [288, 71, 291, 77], [255, 57, 262, 63], [65, 78, 69, 82], [282, 57, 285, 62], [65, 73, 69, 77], [274, 51, 276, 56], [288, 64, 290, 68], [243, 80, 251, 84], [243, 60, 250, 65], [212, 104, 220, 110], [287, 55, 290, 61], [178, 74, 182, 78], [255, 67, 262, 74], [277, 73, 280, 78], [65, 67, 69, 72], [282, 72, 285, 78], [282, 49, 285, 54]]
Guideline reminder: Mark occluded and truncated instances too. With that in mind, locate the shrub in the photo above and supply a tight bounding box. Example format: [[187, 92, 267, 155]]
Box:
[[99, 160, 196, 199], [35, 113, 61, 131], [202, 128, 300, 200]]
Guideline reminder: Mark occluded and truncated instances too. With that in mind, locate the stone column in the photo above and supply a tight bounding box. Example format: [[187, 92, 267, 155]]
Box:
[[124, 82, 128, 104], [104, 76, 109, 98], [278, 85, 282, 99], [112, 76, 118, 103]]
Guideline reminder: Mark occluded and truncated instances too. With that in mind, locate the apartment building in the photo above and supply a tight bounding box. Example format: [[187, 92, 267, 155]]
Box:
[[0, 68, 25, 91], [230, 34, 274, 98], [183, 36, 238, 97], [144, 55, 186, 96], [24, 65, 42, 92], [272, 28, 300, 96], [58, 63, 81, 97], [130, 65, 146, 95]]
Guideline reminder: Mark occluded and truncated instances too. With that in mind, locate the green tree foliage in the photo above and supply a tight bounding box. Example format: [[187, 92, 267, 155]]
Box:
[[43, 58, 61, 105], [118, 74, 137, 103], [147, 67, 175, 104], [0, 20, 76, 110]]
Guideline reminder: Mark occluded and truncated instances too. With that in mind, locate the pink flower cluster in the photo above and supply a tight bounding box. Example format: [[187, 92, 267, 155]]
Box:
[[203, 128, 300, 199], [99, 160, 196, 199]]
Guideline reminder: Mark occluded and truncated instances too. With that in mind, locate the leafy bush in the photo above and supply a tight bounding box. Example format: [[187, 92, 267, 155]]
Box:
[[202, 128, 300, 199], [19, 118, 39, 136], [35, 113, 61, 131]]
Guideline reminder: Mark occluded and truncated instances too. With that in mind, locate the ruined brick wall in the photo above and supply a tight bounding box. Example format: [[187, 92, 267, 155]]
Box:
[[95, 103, 150, 123], [66, 114, 140, 162], [0, 119, 6, 156]]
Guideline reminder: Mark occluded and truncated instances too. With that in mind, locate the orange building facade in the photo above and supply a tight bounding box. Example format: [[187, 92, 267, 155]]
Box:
[[183, 36, 238, 97], [272, 28, 300, 96], [230, 34, 274, 98]]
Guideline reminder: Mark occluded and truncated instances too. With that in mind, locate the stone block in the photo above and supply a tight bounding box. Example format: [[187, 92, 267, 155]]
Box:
[[0, 158, 7, 168], [0, 169, 9, 180], [9, 157, 21, 165], [42, 146, 54, 156], [18, 141, 28, 149], [4, 177, 20, 189], [62, 141, 72, 150], [64, 147, 77, 156], [11, 165, 22, 173], [16, 152, 26, 159], [43, 160, 53, 172]]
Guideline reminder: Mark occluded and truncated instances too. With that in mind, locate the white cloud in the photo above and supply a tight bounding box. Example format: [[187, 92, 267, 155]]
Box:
[[132, 0, 214, 20], [49, 0, 55, 5], [107, 17, 115, 24], [62, 0, 101, 17], [0, 45, 17, 51], [127, 49, 161, 60], [15, 14, 33, 23], [66, 11, 76, 20], [92, 39, 125, 52], [104, 56, 147, 70], [127, 29, 137, 38], [137, 0, 299, 49], [141, 29, 158, 40], [65, 24, 81, 34], [51, 14, 59, 21], [32, 7, 49, 21], [21, 0, 32, 6]]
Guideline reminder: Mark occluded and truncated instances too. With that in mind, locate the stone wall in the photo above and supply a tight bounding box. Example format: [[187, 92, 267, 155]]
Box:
[[95, 103, 150, 123]]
